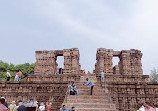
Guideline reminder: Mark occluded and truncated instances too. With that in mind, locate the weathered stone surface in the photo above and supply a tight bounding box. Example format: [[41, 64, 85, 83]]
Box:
[[1, 48, 158, 111], [0, 81, 68, 111], [95, 48, 143, 76], [62, 75, 116, 111], [35, 48, 80, 75]]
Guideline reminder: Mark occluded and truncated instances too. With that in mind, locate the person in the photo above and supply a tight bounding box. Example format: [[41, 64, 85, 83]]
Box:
[[47, 103, 52, 111], [154, 104, 158, 111], [82, 70, 85, 74], [17, 70, 22, 81], [25, 98, 38, 111], [68, 82, 78, 95], [25, 76, 28, 82], [59, 68, 62, 74], [0, 98, 8, 111], [8, 101, 17, 111], [1, 97, 8, 108], [17, 100, 22, 108], [14, 71, 19, 81], [70, 106, 75, 111], [101, 71, 104, 82], [144, 101, 155, 111], [84, 78, 95, 95], [17, 100, 27, 111], [59, 105, 68, 111], [6, 70, 11, 81], [137, 103, 145, 111], [38, 103, 45, 111]]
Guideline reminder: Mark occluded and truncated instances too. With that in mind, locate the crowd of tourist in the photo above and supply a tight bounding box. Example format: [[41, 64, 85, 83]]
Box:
[[0, 97, 52, 111], [137, 102, 158, 111]]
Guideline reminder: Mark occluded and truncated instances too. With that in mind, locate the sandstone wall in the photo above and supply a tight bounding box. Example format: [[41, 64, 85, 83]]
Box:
[[35, 50, 57, 74], [106, 82, 158, 111], [63, 48, 80, 74], [0, 81, 68, 111], [95, 48, 143, 76], [35, 48, 81, 75]]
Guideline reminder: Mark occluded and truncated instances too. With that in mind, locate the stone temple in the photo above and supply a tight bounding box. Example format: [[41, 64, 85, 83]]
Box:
[[0, 48, 158, 111]]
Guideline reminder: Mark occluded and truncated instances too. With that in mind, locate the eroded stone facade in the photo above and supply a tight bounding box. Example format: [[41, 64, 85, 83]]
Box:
[[35, 48, 80, 74], [95, 48, 143, 76], [0, 48, 158, 111]]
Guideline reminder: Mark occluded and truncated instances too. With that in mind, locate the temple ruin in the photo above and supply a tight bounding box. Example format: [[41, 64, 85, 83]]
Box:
[[35, 48, 80, 74], [0, 48, 158, 111]]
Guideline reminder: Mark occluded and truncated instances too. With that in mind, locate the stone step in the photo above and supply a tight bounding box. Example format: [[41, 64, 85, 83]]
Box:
[[77, 91, 106, 94], [74, 83, 101, 86], [76, 86, 104, 89], [63, 103, 116, 109], [73, 108, 116, 111], [76, 93, 107, 96], [66, 95, 111, 99], [64, 98, 110, 103], [78, 89, 106, 94]]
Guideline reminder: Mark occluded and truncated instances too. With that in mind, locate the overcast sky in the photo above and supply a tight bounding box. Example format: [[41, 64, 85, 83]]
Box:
[[0, 0, 158, 74]]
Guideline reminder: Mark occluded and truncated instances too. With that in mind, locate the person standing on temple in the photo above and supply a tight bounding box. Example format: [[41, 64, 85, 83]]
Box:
[[6, 70, 11, 81], [84, 78, 95, 95], [101, 70, 104, 82], [17, 70, 22, 81]]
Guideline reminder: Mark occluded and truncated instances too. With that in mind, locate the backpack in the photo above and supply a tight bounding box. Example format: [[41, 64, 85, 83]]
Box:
[[92, 79, 96, 84]]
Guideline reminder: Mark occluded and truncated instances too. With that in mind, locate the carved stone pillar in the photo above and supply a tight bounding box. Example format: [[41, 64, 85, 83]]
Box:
[[71, 48, 80, 74], [119, 49, 143, 75], [104, 49, 113, 74], [63, 48, 80, 74], [95, 48, 113, 76], [130, 49, 143, 75], [63, 49, 72, 74], [35, 51, 57, 74], [119, 50, 131, 74]]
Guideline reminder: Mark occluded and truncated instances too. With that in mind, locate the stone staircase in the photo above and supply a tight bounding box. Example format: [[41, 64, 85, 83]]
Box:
[[62, 75, 116, 111]]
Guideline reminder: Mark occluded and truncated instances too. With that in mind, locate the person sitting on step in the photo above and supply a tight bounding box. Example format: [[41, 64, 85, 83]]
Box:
[[68, 82, 78, 95]]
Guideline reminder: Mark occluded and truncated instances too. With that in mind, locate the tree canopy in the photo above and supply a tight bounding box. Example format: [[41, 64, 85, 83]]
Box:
[[0, 60, 35, 81], [149, 68, 158, 82]]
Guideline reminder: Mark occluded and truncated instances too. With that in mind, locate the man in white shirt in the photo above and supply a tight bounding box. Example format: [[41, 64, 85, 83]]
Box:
[[6, 70, 11, 81], [137, 103, 145, 111]]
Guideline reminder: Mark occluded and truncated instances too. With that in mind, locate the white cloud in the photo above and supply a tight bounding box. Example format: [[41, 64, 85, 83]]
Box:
[[0, 0, 158, 74]]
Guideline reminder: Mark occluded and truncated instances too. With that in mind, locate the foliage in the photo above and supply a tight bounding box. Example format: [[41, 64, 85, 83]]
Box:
[[149, 68, 158, 82], [0, 61, 35, 81]]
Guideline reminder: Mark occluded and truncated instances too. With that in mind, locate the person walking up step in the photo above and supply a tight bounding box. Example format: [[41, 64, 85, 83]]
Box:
[[84, 78, 95, 95]]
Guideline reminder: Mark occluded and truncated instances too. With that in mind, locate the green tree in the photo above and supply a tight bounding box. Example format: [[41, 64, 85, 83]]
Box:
[[0, 60, 35, 81], [149, 68, 158, 82]]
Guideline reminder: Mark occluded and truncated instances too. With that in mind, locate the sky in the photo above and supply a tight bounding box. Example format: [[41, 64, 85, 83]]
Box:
[[0, 0, 158, 75]]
